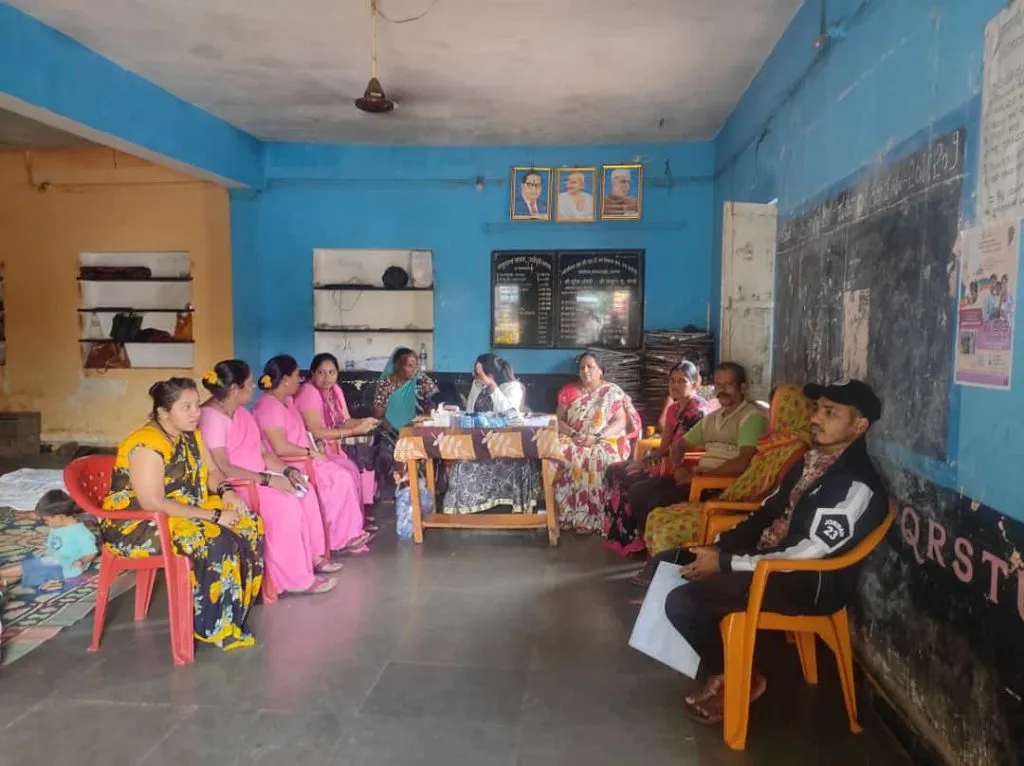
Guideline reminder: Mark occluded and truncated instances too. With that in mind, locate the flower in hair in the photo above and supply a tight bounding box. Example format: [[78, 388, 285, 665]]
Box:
[[202, 370, 221, 386], [259, 374, 272, 389]]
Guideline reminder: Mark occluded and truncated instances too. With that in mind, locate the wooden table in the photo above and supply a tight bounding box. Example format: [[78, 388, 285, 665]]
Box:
[[394, 417, 563, 545]]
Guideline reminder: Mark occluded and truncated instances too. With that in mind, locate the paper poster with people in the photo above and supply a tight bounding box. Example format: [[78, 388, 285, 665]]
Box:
[[954, 221, 1019, 389]]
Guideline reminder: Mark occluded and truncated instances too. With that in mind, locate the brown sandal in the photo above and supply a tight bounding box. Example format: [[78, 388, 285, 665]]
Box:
[[683, 674, 767, 727]]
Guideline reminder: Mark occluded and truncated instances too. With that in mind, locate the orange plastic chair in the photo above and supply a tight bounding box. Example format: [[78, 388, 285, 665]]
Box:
[[64, 455, 196, 665], [717, 499, 897, 750]]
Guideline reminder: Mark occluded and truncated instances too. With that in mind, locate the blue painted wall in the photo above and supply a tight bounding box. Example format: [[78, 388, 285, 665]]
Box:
[[715, 1, 1021, 760], [0, 2, 262, 187], [715, 0, 1016, 516], [243, 142, 714, 374]]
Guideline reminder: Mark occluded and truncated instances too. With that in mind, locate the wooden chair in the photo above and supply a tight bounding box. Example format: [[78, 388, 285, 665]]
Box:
[[717, 499, 897, 750]]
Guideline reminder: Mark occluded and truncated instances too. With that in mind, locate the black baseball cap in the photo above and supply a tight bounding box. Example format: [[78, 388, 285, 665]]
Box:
[[803, 379, 882, 423]]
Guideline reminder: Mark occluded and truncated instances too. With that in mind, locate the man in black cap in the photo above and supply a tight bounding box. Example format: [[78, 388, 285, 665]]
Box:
[[659, 379, 888, 726]]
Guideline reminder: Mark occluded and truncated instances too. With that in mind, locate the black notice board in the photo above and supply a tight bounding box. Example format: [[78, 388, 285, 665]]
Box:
[[492, 252, 557, 348], [491, 250, 644, 350]]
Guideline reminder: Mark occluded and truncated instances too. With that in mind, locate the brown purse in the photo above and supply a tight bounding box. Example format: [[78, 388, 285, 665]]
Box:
[[173, 311, 193, 341], [85, 342, 131, 370]]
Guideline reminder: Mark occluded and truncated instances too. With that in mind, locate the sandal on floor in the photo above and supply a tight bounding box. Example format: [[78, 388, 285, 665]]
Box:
[[315, 559, 344, 574], [342, 545, 370, 556], [293, 575, 337, 595], [683, 674, 766, 727], [341, 531, 372, 550], [629, 569, 653, 588], [364, 520, 380, 533]]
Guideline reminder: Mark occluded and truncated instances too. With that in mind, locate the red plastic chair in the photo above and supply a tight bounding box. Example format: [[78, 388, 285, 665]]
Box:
[[226, 478, 278, 606], [282, 455, 331, 558], [63, 455, 195, 665]]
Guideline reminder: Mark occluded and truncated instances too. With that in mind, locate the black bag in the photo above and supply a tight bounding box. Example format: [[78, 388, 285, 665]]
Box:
[[110, 312, 142, 342]]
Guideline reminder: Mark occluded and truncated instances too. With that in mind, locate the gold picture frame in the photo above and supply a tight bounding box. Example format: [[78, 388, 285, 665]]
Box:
[[554, 167, 597, 223], [600, 164, 643, 220], [509, 167, 552, 221]]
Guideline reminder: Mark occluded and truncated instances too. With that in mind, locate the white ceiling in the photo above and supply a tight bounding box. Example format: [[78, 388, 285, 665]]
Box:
[[0, 107, 94, 148], [8, 0, 803, 145]]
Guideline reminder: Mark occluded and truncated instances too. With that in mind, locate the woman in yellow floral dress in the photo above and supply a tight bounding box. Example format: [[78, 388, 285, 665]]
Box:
[[554, 353, 642, 534], [102, 378, 265, 651]]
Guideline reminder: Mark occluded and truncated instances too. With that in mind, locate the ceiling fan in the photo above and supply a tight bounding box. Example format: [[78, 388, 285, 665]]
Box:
[[355, 0, 395, 113]]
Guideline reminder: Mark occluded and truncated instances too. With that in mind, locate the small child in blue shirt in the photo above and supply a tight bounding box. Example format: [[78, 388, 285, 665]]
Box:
[[0, 489, 98, 591]]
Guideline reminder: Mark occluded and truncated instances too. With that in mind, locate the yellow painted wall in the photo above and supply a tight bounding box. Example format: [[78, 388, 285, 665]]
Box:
[[0, 147, 234, 445]]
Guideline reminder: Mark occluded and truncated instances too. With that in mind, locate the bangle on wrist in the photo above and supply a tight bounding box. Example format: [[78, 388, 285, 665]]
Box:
[[214, 481, 231, 496], [259, 472, 270, 487], [211, 509, 222, 524]]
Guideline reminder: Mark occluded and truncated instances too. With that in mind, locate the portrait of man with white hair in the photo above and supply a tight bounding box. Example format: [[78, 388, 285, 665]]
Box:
[[601, 164, 643, 219]]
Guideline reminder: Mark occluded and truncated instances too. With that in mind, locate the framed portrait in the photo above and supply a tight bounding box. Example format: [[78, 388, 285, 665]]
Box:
[[600, 164, 643, 220], [554, 167, 597, 223], [510, 167, 552, 221]]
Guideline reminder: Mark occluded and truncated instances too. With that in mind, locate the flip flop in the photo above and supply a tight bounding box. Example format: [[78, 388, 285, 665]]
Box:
[[292, 575, 337, 596], [315, 559, 344, 574]]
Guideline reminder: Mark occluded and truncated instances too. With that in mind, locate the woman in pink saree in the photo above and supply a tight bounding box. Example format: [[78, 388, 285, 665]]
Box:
[[554, 353, 641, 534], [198, 360, 338, 595], [253, 355, 371, 555], [295, 352, 379, 530]]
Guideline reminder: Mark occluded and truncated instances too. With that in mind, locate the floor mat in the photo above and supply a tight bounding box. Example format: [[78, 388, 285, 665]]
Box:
[[0, 509, 131, 666]]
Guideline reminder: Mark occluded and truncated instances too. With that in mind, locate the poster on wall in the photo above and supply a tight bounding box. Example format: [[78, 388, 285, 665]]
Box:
[[979, 7, 1024, 225], [954, 222, 1019, 389]]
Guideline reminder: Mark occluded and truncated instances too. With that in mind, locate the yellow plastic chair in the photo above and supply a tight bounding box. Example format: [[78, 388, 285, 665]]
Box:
[[716, 499, 896, 750]]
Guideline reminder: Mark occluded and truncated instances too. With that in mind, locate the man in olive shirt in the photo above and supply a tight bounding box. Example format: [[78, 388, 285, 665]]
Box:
[[625, 362, 768, 546]]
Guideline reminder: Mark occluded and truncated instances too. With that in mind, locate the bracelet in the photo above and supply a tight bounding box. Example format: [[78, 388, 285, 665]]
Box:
[[284, 466, 299, 478], [211, 509, 222, 524], [260, 472, 271, 487], [214, 481, 231, 496]]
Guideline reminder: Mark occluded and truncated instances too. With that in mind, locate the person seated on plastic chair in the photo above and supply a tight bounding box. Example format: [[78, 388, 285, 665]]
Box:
[[662, 379, 888, 726]]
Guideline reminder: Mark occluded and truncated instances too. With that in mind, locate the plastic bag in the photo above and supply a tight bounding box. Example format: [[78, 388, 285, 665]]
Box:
[[395, 477, 433, 541]]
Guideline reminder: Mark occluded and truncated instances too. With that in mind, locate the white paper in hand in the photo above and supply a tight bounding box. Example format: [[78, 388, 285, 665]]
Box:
[[628, 561, 701, 679]]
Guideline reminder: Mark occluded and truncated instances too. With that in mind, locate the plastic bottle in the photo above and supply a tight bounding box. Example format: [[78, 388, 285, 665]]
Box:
[[418, 342, 428, 371], [344, 352, 355, 371]]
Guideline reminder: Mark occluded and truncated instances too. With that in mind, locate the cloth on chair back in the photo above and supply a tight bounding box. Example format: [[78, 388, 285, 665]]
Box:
[[643, 385, 813, 556]]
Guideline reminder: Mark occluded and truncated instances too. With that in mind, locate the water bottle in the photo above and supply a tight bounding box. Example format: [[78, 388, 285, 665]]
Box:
[[418, 343, 428, 371], [344, 353, 355, 371]]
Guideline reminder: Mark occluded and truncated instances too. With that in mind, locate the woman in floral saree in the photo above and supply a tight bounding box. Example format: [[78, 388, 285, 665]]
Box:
[[554, 353, 642, 534], [603, 361, 710, 555], [102, 378, 265, 651]]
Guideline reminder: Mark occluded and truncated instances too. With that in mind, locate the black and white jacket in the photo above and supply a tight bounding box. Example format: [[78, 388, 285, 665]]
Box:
[[715, 436, 889, 603]]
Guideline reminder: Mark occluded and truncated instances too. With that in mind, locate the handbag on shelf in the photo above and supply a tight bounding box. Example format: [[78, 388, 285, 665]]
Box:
[[79, 266, 152, 281], [110, 312, 143, 343], [173, 311, 193, 341], [85, 342, 130, 371]]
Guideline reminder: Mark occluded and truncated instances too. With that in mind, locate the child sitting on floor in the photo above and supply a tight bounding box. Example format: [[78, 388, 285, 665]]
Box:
[[0, 489, 98, 591]]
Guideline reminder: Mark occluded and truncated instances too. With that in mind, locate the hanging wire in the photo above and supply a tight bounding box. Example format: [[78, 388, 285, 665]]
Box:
[[370, 0, 378, 78], [375, 0, 438, 25]]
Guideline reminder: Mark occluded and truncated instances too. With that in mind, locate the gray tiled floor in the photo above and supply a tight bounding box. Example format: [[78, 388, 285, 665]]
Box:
[[0, 512, 910, 765]]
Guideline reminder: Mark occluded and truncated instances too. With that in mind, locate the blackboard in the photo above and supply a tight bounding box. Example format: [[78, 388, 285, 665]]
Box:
[[492, 252, 556, 348], [774, 128, 965, 459], [491, 250, 644, 349]]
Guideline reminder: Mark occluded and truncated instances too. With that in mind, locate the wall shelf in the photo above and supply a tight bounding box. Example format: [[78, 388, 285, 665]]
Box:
[[314, 326, 434, 333], [314, 284, 433, 292], [78, 251, 195, 368], [77, 277, 193, 284], [79, 340, 195, 369], [78, 307, 193, 313]]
